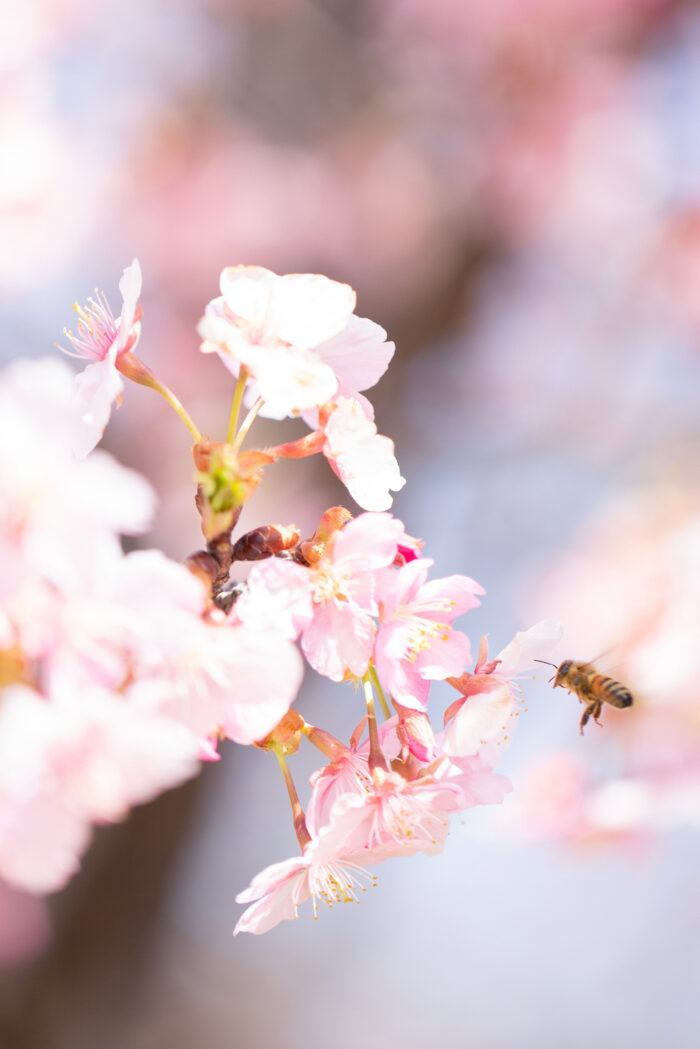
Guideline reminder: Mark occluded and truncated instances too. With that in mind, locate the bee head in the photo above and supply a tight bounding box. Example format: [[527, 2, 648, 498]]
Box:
[[555, 660, 571, 684]]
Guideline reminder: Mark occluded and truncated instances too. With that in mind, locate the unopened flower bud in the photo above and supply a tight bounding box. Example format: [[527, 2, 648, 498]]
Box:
[[232, 524, 301, 561], [298, 506, 353, 565], [394, 701, 436, 763]]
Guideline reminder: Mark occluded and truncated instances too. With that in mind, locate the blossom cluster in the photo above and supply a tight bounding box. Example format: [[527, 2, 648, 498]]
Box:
[[0, 262, 560, 933]]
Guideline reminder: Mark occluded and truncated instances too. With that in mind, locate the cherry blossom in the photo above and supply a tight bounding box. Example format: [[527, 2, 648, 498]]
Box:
[[199, 265, 354, 417], [0, 684, 199, 894], [98, 550, 306, 748], [240, 512, 406, 681], [199, 266, 394, 419], [58, 259, 142, 457], [305, 717, 402, 836], [234, 807, 379, 936], [373, 558, 484, 710], [0, 356, 155, 596], [324, 767, 461, 861], [0, 251, 579, 931]]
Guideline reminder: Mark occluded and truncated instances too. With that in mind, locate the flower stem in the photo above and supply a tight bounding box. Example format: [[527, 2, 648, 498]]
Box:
[[154, 383, 203, 443], [117, 352, 203, 442], [363, 673, 388, 773], [273, 745, 311, 849], [231, 396, 264, 455], [369, 664, 391, 720], [226, 370, 248, 444]]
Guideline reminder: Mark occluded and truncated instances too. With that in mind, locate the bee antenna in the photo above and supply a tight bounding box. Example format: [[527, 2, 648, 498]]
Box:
[[533, 659, 557, 669]]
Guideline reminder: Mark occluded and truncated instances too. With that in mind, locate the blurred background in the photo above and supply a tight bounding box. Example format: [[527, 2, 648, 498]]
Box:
[[1, 0, 700, 1045]]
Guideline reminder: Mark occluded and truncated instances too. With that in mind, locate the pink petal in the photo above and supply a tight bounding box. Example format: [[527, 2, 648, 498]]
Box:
[[219, 629, 304, 745], [495, 620, 564, 676], [315, 314, 395, 392], [332, 512, 404, 573], [220, 265, 276, 331], [414, 627, 472, 679], [269, 273, 356, 347], [252, 344, 338, 416], [72, 357, 124, 459], [302, 601, 375, 681], [416, 574, 485, 619]]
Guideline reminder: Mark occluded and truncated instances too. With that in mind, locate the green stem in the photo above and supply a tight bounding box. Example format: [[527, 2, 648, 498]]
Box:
[[369, 664, 391, 720], [231, 396, 264, 455], [226, 370, 248, 444], [273, 746, 311, 849], [154, 383, 203, 443], [117, 352, 203, 442]]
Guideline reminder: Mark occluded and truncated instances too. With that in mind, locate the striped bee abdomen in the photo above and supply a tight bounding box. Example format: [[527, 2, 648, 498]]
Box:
[[591, 674, 634, 709]]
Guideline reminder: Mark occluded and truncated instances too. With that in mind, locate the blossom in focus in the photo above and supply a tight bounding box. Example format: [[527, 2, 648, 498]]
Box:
[[234, 805, 380, 936], [442, 620, 563, 757], [58, 259, 142, 457], [324, 767, 461, 861], [319, 396, 405, 511], [240, 512, 406, 681], [373, 558, 484, 710], [305, 717, 402, 836], [198, 265, 394, 419]]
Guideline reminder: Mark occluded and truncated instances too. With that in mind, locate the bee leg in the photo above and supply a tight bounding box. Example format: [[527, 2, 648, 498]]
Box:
[[580, 703, 596, 735], [592, 700, 604, 727]]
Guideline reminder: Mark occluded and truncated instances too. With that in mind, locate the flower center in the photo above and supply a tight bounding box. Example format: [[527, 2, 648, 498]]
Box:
[[311, 563, 353, 605], [373, 789, 449, 848], [308, 859, 376, 916], [405, 618, 450, 664], [62, 291, 119, 362]]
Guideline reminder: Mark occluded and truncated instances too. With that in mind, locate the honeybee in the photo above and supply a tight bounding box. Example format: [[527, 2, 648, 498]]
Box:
[[535, 659, 633, 735]]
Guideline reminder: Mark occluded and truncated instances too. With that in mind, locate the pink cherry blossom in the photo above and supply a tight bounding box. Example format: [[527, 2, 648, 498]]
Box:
[[199, 266, 396, 420], [58, 259, 142, 457], [299, 512, 405, 679], [373, 558, 484, 710], [0, 357, 155, 597], [0, 684, 200, 894], [240, 512, 406, 681], [323, 767, 462, 861], [442, 620, 563, 758], [111, 551, 305, 747], [198, 265, 355, 418], [234, 556, 314, 641], [305, 717, 402, 836], [319, 396, 405, 511], [234, 810, 378, 935]]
